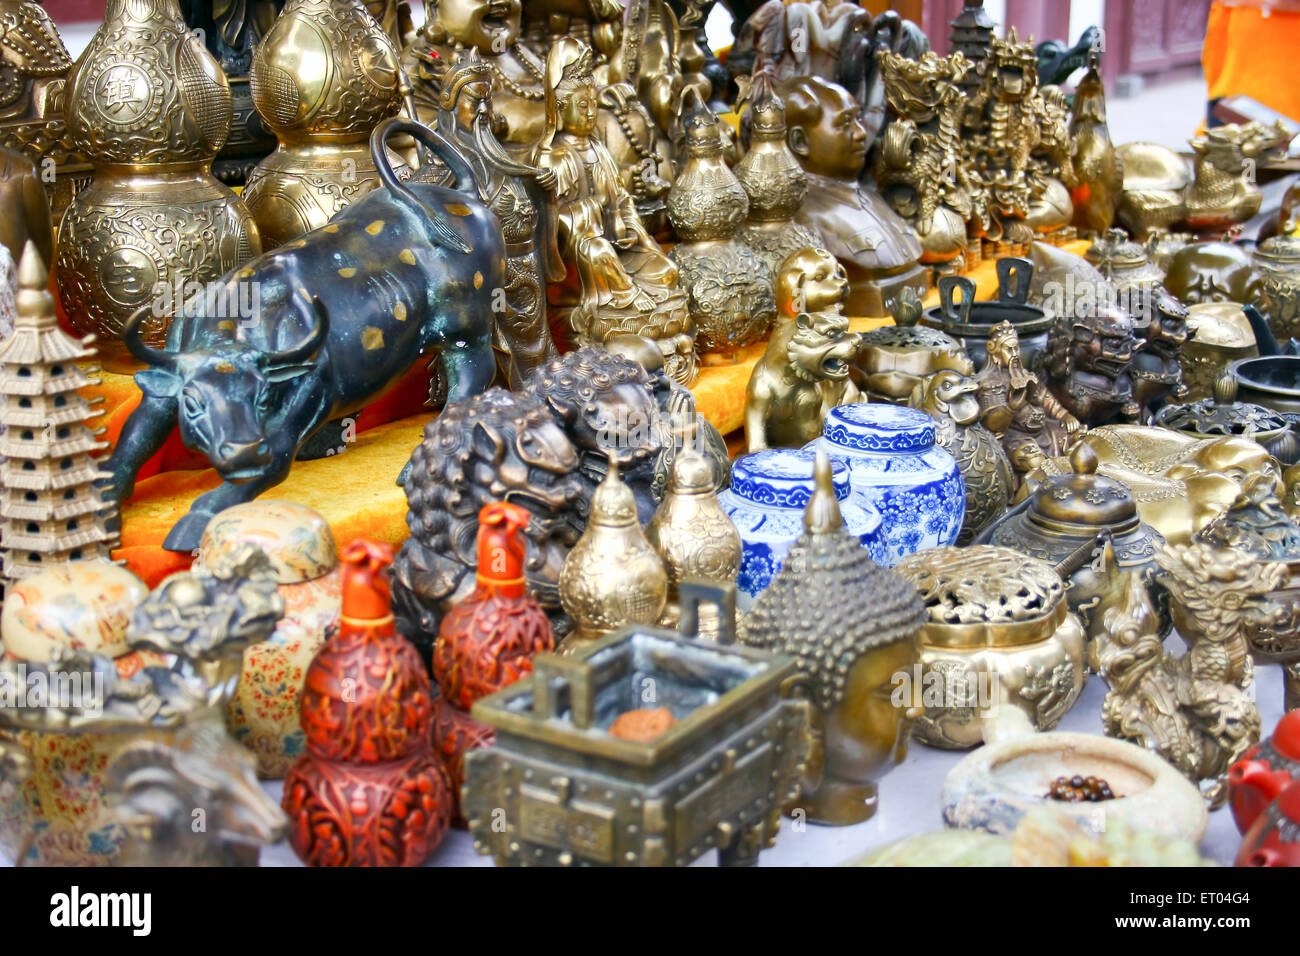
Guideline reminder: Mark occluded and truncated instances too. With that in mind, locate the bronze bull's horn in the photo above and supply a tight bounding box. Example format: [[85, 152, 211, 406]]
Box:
[[264, 294, 329, 367], [122, 305, 177, 371]]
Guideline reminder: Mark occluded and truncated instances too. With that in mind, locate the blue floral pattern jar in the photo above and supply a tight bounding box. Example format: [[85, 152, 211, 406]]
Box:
[[719, 448, 884, 609], [810, 404, 964, 566]]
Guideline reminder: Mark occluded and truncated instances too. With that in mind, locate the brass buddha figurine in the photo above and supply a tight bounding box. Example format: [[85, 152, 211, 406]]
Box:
[[403, 0, 548, 154], [732, 75, 825, 279], [736, 0, 866, 84], [534, 37, 696, 385], [740, 451, 927, 825], [594, 81, 676, 236], [429, 51, 558, 384], [780, 75, 926, 317]]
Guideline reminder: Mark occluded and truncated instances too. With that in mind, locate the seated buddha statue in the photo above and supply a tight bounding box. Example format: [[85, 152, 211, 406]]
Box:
[[780, 75, 926, 317], [534, 38, 696, 385]]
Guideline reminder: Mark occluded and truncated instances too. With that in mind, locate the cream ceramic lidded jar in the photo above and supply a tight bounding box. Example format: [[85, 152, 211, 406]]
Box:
[[194, 500, 341, 778], [0, 561, 160, 865]]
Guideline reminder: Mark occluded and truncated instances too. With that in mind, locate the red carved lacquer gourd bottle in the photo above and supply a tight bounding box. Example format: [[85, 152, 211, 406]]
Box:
[[433, 502, 554, 822], [282, 539, 452, 865]]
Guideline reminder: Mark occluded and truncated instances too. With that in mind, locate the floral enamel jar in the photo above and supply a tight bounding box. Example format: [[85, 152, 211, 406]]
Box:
[[810, 403, 964, 566], [719, 448, 882, 609], [0, 562, 159, 865], [194, 500, 341, 779]]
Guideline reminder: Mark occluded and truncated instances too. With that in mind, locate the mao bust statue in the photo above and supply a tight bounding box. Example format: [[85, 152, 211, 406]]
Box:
[[779, 75, 926, 317]]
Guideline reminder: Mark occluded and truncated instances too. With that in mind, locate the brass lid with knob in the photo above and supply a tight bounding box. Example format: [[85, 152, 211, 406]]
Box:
[[1026, 442, 1141, 533]]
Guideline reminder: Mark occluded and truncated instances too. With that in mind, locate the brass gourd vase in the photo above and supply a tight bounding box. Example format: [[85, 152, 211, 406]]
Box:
[[645, 432, 742, 638], [243, 0, 406, 248], [666, 91, 774, 356], [559, 459, 668, 653], [56, 0, 261, 350]]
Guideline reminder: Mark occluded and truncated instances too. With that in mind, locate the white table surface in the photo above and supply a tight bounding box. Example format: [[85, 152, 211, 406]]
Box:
[[248, 634, 1284, 868]]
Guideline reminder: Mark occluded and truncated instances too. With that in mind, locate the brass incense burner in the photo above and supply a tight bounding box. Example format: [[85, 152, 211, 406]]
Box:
[[894, 545, 1086, 750], [463, 583, 812, 866], [858, 287, 974, 404], [1156, 369, 1299, 466]]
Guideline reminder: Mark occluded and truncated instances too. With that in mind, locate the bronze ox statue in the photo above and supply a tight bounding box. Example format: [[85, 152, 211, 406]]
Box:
[[105, 119, 503, 552]]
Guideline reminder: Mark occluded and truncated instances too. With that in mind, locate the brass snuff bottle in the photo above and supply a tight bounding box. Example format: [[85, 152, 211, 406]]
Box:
[[645, 430, 742, 638], [559, 458, 668, 652]]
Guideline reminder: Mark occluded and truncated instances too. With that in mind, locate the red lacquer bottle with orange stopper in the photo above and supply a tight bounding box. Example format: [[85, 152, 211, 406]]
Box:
[[282, 539, 452, 865], [433, 502, 554, 822]]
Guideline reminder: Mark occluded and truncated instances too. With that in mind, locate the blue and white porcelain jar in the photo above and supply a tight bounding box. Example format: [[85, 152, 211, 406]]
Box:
[[719, 448, 884, 609], [810, 404, 964, 566]]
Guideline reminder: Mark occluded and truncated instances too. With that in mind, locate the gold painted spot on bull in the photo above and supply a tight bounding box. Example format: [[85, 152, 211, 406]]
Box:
[[323, 224, 340, 233], [338, 267, 357, 278], [445, 203, 472, 216], [216, 361, 235, 373], [394, 302, 407, 322], [361, 327, 384, 350], [217, 320, 235, 332], [366, 220, 385, 235], [399, 249, 416, 265], [473, 271, 483, 289]]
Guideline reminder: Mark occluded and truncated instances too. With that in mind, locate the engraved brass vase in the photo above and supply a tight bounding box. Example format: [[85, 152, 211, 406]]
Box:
[[666, 95, 774, 354], [56, 0, 261, 350], [243, 0, 406, 248]]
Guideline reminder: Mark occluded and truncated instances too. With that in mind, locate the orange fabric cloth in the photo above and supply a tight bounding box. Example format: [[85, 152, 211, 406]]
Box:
[[101, 240, 1090, 584], [1203, 1, 1300, 123]]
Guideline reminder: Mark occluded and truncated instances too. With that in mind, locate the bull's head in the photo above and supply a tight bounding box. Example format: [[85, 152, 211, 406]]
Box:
[[124, 294, 329, 480]]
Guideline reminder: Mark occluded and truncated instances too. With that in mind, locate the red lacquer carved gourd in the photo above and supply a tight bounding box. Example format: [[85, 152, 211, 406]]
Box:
[[432, 502, 554, 822], [282, 539, 452, 865]]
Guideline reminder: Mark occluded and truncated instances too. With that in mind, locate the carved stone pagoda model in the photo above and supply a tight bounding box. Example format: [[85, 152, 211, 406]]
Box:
[[666, 91, 774, 355], [740, 451, 927, 825], [731, 75, 824, 279], [0, 244, 118, 587], [57, 0, 260, 348], [244, 0, 407, 248]]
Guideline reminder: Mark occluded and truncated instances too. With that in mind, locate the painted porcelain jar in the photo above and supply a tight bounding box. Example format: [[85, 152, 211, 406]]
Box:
[[809, 404, 964, 566], [194, 500, 341, 779], [719, 448, 883, 609], [0, 562, 161, 865]]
